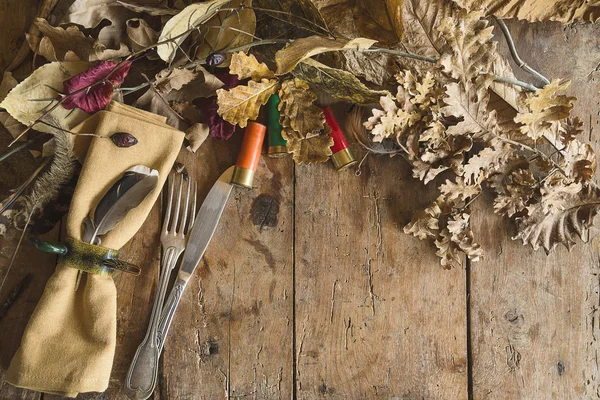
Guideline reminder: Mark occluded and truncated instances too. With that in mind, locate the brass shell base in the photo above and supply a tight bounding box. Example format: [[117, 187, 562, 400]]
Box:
[[268, 145, 287, 158], [331, 148, 357, 171], [231, 166, 255, 189]]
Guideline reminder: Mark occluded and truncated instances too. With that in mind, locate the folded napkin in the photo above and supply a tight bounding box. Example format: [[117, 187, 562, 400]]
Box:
[[5, 102, 184, 397]]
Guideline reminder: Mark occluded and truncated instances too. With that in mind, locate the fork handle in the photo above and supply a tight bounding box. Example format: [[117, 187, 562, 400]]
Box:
[[156, 277, 188, 353], [125, 247, 180, 400]]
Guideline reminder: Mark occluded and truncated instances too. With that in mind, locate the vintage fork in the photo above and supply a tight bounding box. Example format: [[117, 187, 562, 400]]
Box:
[[124, 172, 197, 400]]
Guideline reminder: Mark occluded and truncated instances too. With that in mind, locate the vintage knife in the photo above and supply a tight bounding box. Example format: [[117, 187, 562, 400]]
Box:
[[124, 121, 266, 400]]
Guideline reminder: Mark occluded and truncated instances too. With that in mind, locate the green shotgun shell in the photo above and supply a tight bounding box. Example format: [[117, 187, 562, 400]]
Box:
[[266, 95, 287, 157]]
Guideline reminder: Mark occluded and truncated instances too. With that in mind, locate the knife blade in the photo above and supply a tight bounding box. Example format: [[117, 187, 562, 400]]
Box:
[[155, 121, 267, 350], [177, 166, 234, 281]]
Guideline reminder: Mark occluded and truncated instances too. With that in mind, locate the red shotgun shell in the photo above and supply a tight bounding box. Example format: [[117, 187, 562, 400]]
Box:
[[323, 107, 357, 171]]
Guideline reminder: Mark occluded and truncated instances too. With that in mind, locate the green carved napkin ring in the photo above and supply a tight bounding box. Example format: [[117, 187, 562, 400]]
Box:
[[29, 237, 140, 276]]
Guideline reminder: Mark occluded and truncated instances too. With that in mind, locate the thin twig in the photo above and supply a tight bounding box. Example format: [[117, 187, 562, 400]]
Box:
[[493, 17, 550, 86], [478, 72, 538, 92], [365, 48, 438, 63], [496, 136, 565, 175]]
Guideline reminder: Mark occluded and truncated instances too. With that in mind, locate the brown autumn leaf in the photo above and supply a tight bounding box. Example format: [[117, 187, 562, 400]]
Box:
[[403, 201, 441, 240], [441, 80, 496, 140], [451, 0, 600, 23], [126, 18, 159, 52], [435, 230, 463, 269], [336, 51, 398, 86], [229, 52, 275, 81], [286, 135, 334, 164], [117, 0, 179, 15], [255, 0, 330, 38], [439, 177, 480, 202], [493, 168, 536, 217], [185, 123, 210, 153], [462, 138, 514, 184], [278, 78, 327, 141], [27, 18, 130, 62], [216, 79, 280, 128], [275, 36, 376, 75], [514, 183, 600, 253], [446, 211, 482, 261], [292, 58, 389, 105], [514, 79, 576, 142]]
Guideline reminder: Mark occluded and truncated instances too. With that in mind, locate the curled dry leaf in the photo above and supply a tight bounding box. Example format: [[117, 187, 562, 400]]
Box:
[[117, 0, 179, 16], [229, 52, 275, 81], [0, 62, 90, 134], [451, 0, 600, 23], [351, 0, 404, 44], [278, 78, 327, 140], [185, 123, 210, 152], [216, 79, 279, 128], [292, 58, 389, 105], [126, 18, 159, 52], [274, 35, 377, 75], [156, 0, 230, 62], [286, 135, 333, 164]]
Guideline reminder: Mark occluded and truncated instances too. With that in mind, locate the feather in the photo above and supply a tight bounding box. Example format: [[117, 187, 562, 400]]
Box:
[[82, 165, 159, 245]]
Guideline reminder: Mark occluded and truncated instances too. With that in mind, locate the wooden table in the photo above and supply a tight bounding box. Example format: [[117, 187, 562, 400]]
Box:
[[1, 10, 600, 399]]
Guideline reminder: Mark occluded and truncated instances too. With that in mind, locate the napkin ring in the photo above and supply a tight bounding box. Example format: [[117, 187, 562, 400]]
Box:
[[29, 237, 141, 276]]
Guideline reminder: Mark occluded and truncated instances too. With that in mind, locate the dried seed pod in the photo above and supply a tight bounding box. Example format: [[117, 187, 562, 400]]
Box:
[[111, 132, 138, 148], [207, 52, 226, 66]]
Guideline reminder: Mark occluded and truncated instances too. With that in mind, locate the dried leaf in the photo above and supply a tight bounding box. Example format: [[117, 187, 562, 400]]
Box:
[[493, 168, 536, 217], [0, 62, 90, 134], [451, 0, 600, 23], [65, 0, 141, 48], [447, 211, 482, 261], [126, 18, 159, 52], [286, 135, 333, 164], [437, 11, 496, 83], [278, 78, 326, 140], [292, 58, 389, 105], [216, 79, 279, 128], [352, 0, 404, 44], [275, 35, 376, 75], [439, 177, 480, 202], [229, 52, 274, 81], [514, 183, 600, 253], [62, 61, 132, 113], [462, 139, 514, 184], [441, 80, 496, 140], [156, 0, 230, 62], [514, 79, 576, 142], [401, 0, 455, 59], [185, 123, 210, 152], [192, 0, 256, 65], [255, 0, 329, 37], [336, 51, 398, 86], [0, 72, 18, 102], [404, 201, 441, 240], [435, 230, 463, 269]]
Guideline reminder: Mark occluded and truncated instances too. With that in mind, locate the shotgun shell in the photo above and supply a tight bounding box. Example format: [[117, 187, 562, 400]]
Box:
[[266, 94, 287, 157], [323, 107, 357, 171], [231, 122, 266, 189]]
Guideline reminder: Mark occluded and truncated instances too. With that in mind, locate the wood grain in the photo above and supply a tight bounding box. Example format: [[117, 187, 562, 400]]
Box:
[[160, 136, 294, 399], [293, 116, 468, 398], [469, 20, 600, 399]]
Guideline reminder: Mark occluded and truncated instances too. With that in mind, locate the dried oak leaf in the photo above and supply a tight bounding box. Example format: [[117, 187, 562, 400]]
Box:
[[292, 58, 389, 105], [462, 138, 514, 184], [403, 201, 442, 240], [561, 140, 596, 183], [229, 52, 275, 81], [447, 211, 482, 261], [514, 79, 576, 142], [216, 79, 279, 128], [441, 79, 496, 141], [437, 11, 496, 83], [493, 168, 536, 217], [62, 61, 132, 113], [451, 0, 600, 23], [0, 62, 90, 134], [286, 135, 333, 164], [435, 229, 463, 269], [336, 51, 398, 86], [274, 35, 376, 75], [278, 78, 327, 141], [514, 183, 600, 253], [439, 177, 480, 202], [185, 123, 210, 153]]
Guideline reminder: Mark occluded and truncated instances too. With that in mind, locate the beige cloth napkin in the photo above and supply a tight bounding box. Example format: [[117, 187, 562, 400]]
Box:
[[5, 102, 184, 397]]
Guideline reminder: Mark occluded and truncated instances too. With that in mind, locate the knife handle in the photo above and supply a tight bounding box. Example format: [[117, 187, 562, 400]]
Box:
[[231, 122, 266, 188]]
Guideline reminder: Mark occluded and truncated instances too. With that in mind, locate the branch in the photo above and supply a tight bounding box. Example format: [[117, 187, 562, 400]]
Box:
[[493, 17, 550, 86]]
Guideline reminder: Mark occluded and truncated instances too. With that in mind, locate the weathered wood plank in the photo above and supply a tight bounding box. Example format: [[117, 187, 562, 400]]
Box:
[[294, 115, 468, 399], [161, 137, 294, 399], [470, 20, 600, 399]]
